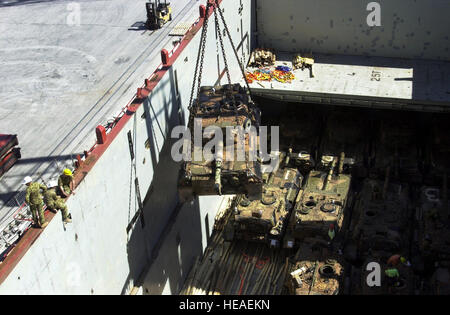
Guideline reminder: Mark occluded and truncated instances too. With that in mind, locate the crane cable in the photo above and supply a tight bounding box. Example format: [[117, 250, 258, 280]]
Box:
[[214, 0, 252, 94], [187, 0, 253, 127]]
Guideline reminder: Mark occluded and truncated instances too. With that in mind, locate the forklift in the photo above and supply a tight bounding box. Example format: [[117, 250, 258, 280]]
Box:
[[146, 0, 172, 30]]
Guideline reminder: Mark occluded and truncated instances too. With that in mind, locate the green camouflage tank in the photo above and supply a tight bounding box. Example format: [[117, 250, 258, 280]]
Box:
[[285, 156, 351, 247], [227, 152, 302, 247], [178, 84, 263, 201], [286, 237, 344, 295]]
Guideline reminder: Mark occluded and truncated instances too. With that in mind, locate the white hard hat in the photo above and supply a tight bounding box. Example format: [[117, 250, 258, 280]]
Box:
[[22, 176, 32, 185], [47, 180, 58, 188]]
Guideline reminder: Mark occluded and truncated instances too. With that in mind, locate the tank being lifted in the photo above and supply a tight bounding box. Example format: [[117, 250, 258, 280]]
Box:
[[224, 151, 302, 247], [285, 155, 351, 248], [178, 84, 263, 201]]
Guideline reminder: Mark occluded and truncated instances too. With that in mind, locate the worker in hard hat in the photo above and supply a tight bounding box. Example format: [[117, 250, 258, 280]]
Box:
[[44, 180, 72, 224], [387, 254, 411, 267], [23, 176, 48, 228], [58, 168, 75, 197]]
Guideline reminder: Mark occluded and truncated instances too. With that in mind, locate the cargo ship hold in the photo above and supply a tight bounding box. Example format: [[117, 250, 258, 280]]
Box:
[[0, 0, 449, 295]]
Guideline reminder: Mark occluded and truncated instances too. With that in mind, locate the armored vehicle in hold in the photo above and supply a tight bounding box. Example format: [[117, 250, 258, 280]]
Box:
[[318, 111, 372, 177], [372, 115, 424, 183], [286, 237, 344, 295], [418, 185, 450, 262], [178, 84, 263, 201], [285, 155, 351, 248], [349, 178, 414, 294], [415, 184, 450, 294], [351, 178, 412, 258], [225, 152, 302, 247], [279, 106, 323, 174]]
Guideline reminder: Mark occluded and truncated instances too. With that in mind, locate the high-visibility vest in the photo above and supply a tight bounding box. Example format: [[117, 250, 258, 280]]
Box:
[[328, 228, 335, 240], [385, 268, 400, 278]]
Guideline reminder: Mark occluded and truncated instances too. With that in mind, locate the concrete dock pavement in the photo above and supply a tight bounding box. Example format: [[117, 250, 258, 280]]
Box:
[[0, 0, 200, 225]]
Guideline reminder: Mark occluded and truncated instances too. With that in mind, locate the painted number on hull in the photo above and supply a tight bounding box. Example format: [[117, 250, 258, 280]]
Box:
[[371, 70, 381, 81]]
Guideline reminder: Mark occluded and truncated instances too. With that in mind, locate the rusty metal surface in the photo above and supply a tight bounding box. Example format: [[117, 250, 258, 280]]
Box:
[[231, 152, 302, 246], [178, 84, 263, 200]]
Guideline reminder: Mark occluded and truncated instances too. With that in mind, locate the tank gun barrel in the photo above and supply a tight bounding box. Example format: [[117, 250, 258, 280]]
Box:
[[338, 151, 345, 175], [323, 158, 337, 190]]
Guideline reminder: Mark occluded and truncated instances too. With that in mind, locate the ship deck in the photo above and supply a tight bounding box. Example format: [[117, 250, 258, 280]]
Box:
[[244, 52, 450, 112], [0, 0, 199, 227]]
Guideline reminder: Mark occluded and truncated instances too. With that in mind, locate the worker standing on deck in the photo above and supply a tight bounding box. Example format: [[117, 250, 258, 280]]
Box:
[[23, 176, 48, 228], [44, 180, 72, 224], [58, 169, 75, 197]]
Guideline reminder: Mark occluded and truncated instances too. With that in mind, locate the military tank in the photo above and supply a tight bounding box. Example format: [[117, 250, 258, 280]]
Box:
[[225, 151, 302, 247], [178, 84, 263, 201], [351, 178, 412, 257], [418, 185, 450, 262], [284, 155, 351, 247], [286, 237, 344, 295], [347, 176, 415, 294], [396, 184, 450, 295]]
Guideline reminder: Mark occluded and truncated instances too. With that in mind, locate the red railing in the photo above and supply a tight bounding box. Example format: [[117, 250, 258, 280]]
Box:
[[0, 0, 221, 284]]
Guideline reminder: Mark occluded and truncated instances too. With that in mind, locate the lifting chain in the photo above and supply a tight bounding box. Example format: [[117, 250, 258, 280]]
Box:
[[214, 4, 232, 87], [188, 1, 213, 116], [214, 0, 253, 95], [188, 0, 254, 124]]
